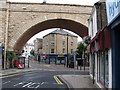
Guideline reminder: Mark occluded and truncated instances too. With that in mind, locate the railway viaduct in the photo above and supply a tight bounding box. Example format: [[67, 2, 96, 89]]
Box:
[[0, 0, 92, 52]]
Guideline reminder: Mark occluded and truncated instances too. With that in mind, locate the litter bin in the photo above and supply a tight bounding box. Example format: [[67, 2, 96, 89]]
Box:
[[69, 61, 74, 68]]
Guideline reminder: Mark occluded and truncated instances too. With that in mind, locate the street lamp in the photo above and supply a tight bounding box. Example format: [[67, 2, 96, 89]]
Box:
[[67, 34, 69, 67], [2, 46, 4, 69]]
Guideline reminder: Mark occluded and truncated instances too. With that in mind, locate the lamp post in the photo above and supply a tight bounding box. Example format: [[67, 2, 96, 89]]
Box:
[[2, 46, 4, 69], [67, 34, 69, 67], [28, 56, 29, 68]]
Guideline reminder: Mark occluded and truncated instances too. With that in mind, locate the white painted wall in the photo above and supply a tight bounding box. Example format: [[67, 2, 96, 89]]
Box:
[[108, 49, 112, 88], [88, 5, 112, 89], [22, 43, 34, 57], [88, 6, 98, 39]]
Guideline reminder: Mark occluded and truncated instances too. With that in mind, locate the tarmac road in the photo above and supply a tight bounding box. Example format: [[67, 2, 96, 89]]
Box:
[[2, 70, 89, 89]]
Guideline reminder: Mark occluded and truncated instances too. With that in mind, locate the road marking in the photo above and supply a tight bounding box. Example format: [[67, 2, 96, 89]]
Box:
[[41, 82, 44, 85], [27, 83, 36, 88], [35, 85, 40, 89], [1, 70, 56, 79], [14, 81, 43, 88], [13, 82, 25, 87], [1, 71, 42, 79], [54, 76, 63, 85], [22, 82, 33, 88], [3, 81, 10, 84]]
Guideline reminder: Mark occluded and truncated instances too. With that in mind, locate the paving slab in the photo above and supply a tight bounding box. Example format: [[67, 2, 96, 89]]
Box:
[[58, 75, 97, 89]]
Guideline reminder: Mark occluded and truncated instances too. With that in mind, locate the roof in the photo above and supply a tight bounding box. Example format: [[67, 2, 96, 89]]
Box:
[[44, 29, 78, 37]]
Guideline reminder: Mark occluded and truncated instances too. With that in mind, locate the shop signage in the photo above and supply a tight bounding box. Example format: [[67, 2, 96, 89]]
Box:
[[106, 0, 120, 24], [42, 54, 46, 59], [58, 55, 64, 57]]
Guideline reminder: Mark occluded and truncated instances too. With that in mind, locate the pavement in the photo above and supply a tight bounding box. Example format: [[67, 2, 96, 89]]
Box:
[[58, 75, 97, 89], [0, 60, 97, 89]]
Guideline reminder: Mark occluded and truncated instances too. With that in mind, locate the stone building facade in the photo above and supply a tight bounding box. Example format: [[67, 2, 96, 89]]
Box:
[[42, 29, 78, 64], [34, 38, 43, 55]]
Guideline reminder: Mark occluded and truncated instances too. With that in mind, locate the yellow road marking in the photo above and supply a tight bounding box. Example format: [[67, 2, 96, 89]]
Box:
[[1, 68, 58, 79], [1, 69, 56, 79], [54, 76, 63, 85], [0, 71, 34, 78]]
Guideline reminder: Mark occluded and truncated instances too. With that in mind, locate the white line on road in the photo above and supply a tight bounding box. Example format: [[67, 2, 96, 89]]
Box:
[[13, 82, 25, 87], [40, 82, 44, 85], [35, 85, 40, 89], [3, 81, 11, 85], [27, 83, 36, 88], [22, 82, 33, 88]]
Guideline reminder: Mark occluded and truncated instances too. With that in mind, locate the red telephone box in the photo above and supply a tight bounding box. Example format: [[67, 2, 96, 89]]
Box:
[[18, 56, 25, 69]]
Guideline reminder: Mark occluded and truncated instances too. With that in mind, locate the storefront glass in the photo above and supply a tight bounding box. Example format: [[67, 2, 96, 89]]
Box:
[[105, 50, 109, 88], [100, 52, 105, 84], [99, 50, 109, 88]]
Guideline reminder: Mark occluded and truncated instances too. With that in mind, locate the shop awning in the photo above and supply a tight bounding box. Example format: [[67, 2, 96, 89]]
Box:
[[90, 27, 111, 53]]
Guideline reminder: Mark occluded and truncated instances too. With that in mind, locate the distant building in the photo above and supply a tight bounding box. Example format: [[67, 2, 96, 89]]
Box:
[[34, 38, 43, 55], [42, 29, 78, 64], [22, 43, 34, 57]]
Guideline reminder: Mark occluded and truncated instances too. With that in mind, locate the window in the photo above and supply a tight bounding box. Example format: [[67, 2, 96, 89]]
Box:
[[71, 49, 73, 53], [51, 40, 55, 45], [71, 42, 73, 46], [62, 36, 65, 39], [63, 41, 65, 46], [63, 48, 65, 53], [51, 34, 54, 38], [71, 37, 73, 40], [105, 51, 109, 88], [46, 42, 48, 46], [51, 49, 54, 53], [99, 50, 109, 88], [100, 52, 105, 84]]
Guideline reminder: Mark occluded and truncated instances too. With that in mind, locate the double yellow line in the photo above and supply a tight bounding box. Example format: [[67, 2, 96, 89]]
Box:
[[54, 76, 63, 85], [0, 71, 35, 79]]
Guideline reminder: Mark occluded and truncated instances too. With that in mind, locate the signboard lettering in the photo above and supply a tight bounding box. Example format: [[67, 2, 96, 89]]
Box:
[[106, 0, 120, 24]]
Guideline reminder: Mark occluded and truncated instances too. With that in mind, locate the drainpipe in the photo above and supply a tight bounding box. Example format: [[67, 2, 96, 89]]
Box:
[[4, 2, 10, 69]]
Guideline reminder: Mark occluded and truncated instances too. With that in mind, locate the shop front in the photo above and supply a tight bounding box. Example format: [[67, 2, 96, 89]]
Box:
[[46, 54, 67, 65], [106, 0, 120, 88], [90, 27, 111, 88], [108, 15, 120, 89]]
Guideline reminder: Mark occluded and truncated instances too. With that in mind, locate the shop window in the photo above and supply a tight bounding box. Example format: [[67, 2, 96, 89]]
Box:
[[105, 51, 109, 88], [100, 52, 105, 84], [99, 50, 109, 88]]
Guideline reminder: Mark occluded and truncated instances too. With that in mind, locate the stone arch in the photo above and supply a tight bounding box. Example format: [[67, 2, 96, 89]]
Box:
[[13, 18, 88, 51]]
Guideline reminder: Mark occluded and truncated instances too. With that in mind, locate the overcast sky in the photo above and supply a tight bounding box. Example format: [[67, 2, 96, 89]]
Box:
[[7, 0, 99, 6], [7, 0, 99, 44]]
